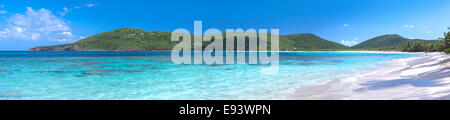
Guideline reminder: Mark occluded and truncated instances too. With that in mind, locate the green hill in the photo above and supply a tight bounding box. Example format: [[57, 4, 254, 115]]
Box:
[[29, 28, 349, 51], [351, 34, 439, 50], [279, 33, 349, 51], [30, 28, 177, 51]]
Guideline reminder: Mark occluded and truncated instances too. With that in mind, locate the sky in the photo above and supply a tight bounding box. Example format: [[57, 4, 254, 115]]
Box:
[[0, 0, 450, 50]]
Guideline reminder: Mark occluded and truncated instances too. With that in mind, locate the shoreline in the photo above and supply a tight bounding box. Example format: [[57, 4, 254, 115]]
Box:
[[21, 50, 416, 53], [278, 52, 450, 100]]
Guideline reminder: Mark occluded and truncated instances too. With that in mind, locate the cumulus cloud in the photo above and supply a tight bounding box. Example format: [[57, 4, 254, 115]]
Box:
[[403, 25, 414, 28], [0, 7, 78, 42], [341, 37, 359, 46]]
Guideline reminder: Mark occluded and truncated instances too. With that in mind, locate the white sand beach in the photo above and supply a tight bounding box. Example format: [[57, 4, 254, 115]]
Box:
[[279, 52, 450, 100]]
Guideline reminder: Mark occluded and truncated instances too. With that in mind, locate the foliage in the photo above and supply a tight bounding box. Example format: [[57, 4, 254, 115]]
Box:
[[445, 30, 450, 50], [352, 34, 439, 50], [29, 28, 449, 52], [445, 29, 450, 54], [401, 42, 444, 52], [279, 33, 349, 51], [30, 29, 350, 51], [400, 27, 450, 53]]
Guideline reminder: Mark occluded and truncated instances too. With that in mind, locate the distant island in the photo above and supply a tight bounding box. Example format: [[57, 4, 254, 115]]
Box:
[[29, 28, 442, 52]]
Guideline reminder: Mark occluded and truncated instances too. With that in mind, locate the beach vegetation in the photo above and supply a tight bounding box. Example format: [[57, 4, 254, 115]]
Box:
[[400, 27, 450, 53], [443, 27, 450, 54], [401, 42, 443, 52], [352, 34, 439, 51], [445, 29, 450, 50]]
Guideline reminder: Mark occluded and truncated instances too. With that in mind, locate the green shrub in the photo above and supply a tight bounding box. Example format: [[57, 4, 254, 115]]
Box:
[[446, 48, 450, 54]]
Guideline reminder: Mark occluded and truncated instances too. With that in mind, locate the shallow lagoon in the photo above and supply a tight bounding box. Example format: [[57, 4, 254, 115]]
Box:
[[0, 51, 417, 99]]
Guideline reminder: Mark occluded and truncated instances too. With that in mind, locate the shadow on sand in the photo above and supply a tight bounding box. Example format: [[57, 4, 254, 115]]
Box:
[[358, 67, 450, 91]]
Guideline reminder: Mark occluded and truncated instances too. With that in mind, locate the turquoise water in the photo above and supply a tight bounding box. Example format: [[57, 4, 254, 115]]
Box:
[[0, 51, 417, 100]]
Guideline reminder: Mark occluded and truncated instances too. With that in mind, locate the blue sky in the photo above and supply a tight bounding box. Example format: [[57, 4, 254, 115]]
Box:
[[0, 0, 450, 50]]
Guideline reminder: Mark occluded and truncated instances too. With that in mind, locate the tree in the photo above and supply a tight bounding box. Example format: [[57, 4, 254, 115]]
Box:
[[444, 28, 450, 54], [446, 32, 450, 49], [402, 43, 411, 52], [401, 27, 450, 53]]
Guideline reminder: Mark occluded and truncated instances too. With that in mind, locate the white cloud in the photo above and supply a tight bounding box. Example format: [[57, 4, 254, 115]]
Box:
[[0, 4, 6, 14], [58, 7, 70, 16], [86, 3, 98, 7], [341, 38, 359, 46], [80, 36, 85, 39], [403, 25, 414, 28], [0, 7, 79, 42], [343, 24, 350, 27], [426, 30, 432, 34], [31, 33, 41, 40], [60, 31, 73, 37], [57, 3, 98, 16]]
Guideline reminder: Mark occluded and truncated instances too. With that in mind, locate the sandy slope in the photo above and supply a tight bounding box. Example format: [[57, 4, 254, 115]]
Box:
[[279, 53, 450, 100]]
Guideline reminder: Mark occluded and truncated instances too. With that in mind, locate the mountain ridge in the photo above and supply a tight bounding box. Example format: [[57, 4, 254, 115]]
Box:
[[29, 28, 440, 51], [29, 28, 350, 51]]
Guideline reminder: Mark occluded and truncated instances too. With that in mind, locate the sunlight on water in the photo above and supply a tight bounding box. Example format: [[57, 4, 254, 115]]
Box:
[[0, 51, 417, 100]]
